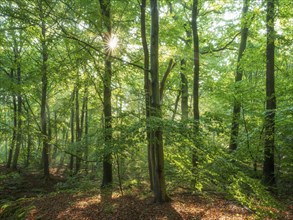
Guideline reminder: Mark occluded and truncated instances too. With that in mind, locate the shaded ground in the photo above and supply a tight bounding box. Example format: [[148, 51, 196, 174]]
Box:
[[0, 165, 292, 220]]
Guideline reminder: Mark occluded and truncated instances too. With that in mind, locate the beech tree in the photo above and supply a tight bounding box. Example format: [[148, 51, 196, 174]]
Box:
[[263, 0, 276, 187], [149, 0, 169, 203], [192, 0, 200, 171], [100, 0, 113, 188], [140, 0, 153, 190], [229, 0, 250, 151]]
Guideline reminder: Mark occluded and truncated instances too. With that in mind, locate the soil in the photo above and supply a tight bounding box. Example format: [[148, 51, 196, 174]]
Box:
[[0, 165, 292, 220]]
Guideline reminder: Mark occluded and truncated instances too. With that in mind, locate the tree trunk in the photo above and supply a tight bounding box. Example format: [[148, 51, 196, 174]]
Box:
[[12, 45, 22, 170], [26, 119, 32, 167], [100, 0, 113, 188], [7, 85, 17, 168], [192, 0, 200, 170], [150, 0, 168, 203], [69, 88, 75, 172], [12, 92, 22, 169], [47, 104, 52, 164], [39, 0, 50, 179], [140, 0, 153, 191], [83, 90, 89, 172], [52, 111, 58, 163], [263, 0, 276, 187], [229, 0, 250, 151], [58, 127, 68, 170], [180, 59, 189, 121], [75, 86, 82, 173]]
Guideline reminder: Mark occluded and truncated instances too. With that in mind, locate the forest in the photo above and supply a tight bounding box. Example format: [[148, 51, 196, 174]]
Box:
[[0, 0, 292, 219]]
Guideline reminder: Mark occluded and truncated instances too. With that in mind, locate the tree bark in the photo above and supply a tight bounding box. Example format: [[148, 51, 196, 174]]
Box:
[[26, 117, 32, 167], [263, 0, 276, 187], [100, 0, 113, 188], [70, 88, 75, 172], [12, 36, 22, 169], [192, 0, 200, 170], [150, 0, 168, 203], [7, 72, 17, 168], [180, 59, 189, 121], [52, 111, 58, 164], [229, 0, 250, 151], [75, 85, 82, 173], [140, 0, 153, 191], [39, 1, 50, 179], [83, 90, 89, 172], [12, 93, 22, 170]]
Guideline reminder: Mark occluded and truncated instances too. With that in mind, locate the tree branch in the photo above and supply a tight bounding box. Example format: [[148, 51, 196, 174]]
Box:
[[62, 29, 148, 72], [160, 59, 176, 102], [22, 95, 42, 132], [200, 32, 241, 54]]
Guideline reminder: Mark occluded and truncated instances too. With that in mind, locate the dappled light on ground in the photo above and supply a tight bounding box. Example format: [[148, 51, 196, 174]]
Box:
[[24, 192, 255, 220], [1, 166, 292, 219]]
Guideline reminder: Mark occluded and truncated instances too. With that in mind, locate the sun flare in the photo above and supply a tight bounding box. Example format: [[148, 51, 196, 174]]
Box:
[[107, 34, 118, 52]]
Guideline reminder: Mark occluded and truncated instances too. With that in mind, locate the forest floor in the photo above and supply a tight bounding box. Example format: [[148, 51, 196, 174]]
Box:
[[0, 165, 292, 220]]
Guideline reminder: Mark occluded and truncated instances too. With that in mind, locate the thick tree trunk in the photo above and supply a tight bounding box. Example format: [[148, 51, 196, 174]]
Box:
[[150, 0, 168, 203], [100, 0, 113, 188], [263, 0, 276, 187], [192, 0, 200, 170], [229, 0, 250, 151]]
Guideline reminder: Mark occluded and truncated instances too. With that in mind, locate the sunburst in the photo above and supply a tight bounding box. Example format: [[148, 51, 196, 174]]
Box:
[[105, 34, 118, 53]]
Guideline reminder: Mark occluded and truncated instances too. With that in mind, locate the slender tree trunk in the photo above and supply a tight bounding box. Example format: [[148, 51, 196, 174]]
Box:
[[192, 0, 200, 170], [69, 88, 75, 172], [263, 0, 276, 187], [52, 111, 58, 163], [26, 120, 32, 167], [140, 0, 153, 191], [12, 49, 22, 170], [75, 86, 82, 173], [39, 1, 50, 179], [47, 104, 52, 164], [150, 0, 168, 203], [171, 92, 181, 121], [58, 128, 68, 170], [100, 0, 113, 188], [229, 0, 250, 151], [83, 92, 89, 172], [12, 94, 22, 169], [7, 89, 17, 168], [180, 59, 188, 121], [168, 2, 190, 122]]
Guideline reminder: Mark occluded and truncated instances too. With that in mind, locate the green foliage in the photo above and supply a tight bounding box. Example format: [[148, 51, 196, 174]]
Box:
[[156, 118, 283, 217], [0, 198, 35, 220], [55, 175, 99, 192]]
